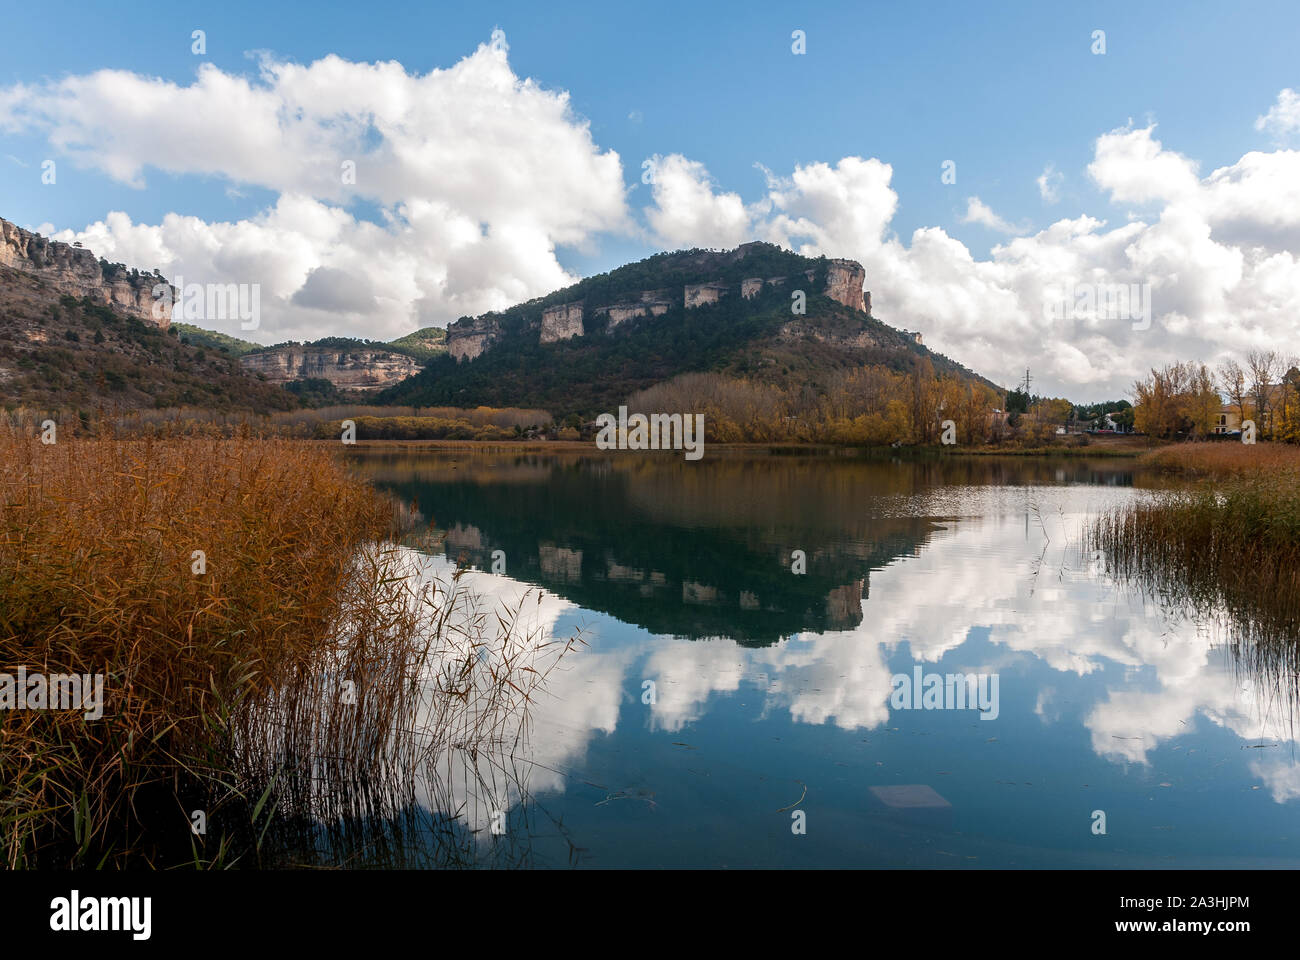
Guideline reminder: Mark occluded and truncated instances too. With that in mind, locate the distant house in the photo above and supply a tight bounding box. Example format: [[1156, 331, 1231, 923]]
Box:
[[1215, 382, 1289, 434], [1088, 412, 1129, 434], [1213, 406, 1241, 435]]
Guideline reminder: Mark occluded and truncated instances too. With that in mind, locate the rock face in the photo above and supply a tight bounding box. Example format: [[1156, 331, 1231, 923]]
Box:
[[446, 315, 503, 361], [684, 281, 730, 309], [540, 301, 584, 343], [594, 296, 671, 332], [825, 259, 866, 312], [0, 217, 174, 328], [238, 347, 421, 391], [741, 278, 764, 299], [593, 289, 674, 332], [778, 319, 879, 350]]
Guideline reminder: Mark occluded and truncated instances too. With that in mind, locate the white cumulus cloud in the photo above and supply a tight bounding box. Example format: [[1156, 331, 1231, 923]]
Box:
[[4, 32, 630, 343]]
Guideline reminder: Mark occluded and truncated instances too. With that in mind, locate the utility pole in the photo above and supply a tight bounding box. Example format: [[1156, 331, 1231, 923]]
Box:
[[1022, 368, 1032, 396]]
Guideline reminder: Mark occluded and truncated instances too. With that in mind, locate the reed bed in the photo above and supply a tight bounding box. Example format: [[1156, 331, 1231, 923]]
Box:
[[0, 428, 576, 868], [1134, 441, 1300, 480], [1090, 444, 1300, 707]]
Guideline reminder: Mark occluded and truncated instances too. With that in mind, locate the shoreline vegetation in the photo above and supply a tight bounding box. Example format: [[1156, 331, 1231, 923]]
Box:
[[334, 437, 1149, 458], [1, 404, 1150, 456], [1090, 443, 1300, 667], [0, 428, 578, 868]]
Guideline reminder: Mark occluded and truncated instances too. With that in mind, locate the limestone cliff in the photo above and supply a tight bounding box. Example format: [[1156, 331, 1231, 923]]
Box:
[[540, 301, 584, 343], [825, 259, 866, 312], [684, 281, 730, 309], [446, 315, 503, 361], [0, 217, 174, 328], [593, 294, 672, 332], [239, 346, 421, 391]]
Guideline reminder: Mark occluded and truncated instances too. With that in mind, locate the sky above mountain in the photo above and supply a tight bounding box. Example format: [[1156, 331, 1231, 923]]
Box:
[[2, 0, 1298, 401]]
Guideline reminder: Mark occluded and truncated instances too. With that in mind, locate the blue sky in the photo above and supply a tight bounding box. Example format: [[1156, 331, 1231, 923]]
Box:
[[2, 0, 1299, 399]]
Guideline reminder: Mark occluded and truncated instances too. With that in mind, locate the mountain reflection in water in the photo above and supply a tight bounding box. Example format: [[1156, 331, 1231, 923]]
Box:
[[341, 447, 1300, 868]]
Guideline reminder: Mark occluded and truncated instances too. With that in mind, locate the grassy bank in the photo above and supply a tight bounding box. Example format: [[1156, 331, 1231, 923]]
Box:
[[0, 430, 572, 868]]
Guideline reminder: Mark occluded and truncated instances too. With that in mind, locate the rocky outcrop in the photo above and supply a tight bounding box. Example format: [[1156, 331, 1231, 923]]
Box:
[[593, 290, 673, 332], [684, 281, 730, 309], [0, 217, 174, 328], [598, 304, 645, 329], [778, 319, 879, 350], [446, 315, 502, 361], [540, 301, 584, 343], [825, 259, 866, 312], [239, 346, 420, 391], [741, 278, 764, 299]]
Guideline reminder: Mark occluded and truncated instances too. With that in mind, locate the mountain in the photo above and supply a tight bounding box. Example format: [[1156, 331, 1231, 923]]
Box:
[[174, 324, 447, 363], [238, 342, 422, 392], [233, 330, 444, 393], [0, 215, 451, 411], [2, 217, 1000, 422], [380, 241, 994, 416], [174, 326, 447, 393], [0, 267, 297, 413], [0, 217, 173, 326], [0, 218, 299, 413]]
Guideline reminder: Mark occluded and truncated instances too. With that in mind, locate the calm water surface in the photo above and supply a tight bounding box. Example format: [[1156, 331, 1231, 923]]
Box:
[[347, 448, 1300, 868]]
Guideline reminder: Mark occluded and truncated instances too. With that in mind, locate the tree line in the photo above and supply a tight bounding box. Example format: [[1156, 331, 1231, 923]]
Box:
[[1132, 350, 1300, 440]]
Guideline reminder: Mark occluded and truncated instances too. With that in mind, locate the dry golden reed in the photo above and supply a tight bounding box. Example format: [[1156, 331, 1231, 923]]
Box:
[[1134, 441, 1300, 480], [0, 427, 575, 868]]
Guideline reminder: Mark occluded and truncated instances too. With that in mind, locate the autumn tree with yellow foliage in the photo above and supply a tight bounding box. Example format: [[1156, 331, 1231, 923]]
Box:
[[627, 364, 1006, 447], [1132, 362, 1221, 439]]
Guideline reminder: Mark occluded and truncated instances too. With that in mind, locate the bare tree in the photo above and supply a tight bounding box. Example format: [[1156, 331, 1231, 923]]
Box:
[[1246, 349, 1283, 436], [1217, 358, 1248, 429]]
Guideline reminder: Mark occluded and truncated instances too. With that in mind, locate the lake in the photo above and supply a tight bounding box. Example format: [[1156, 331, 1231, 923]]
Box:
[[345, 447, 1300, 868]]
